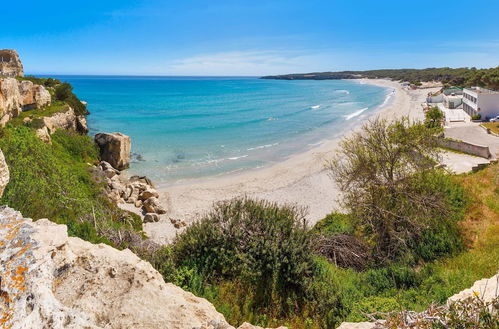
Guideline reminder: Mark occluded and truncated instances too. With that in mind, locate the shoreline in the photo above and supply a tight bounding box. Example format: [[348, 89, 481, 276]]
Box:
[[144, 79, 439, 244]]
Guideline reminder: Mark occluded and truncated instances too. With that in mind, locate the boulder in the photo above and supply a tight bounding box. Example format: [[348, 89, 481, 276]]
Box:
[[142, 197, 166, 214], [33, 84, 51, 108], [0, 78, 22, 125], [143, 213, 160, 223], [0, 206, 234, 329], [94, 132, 131, 170], [139, 188, 159, 201], [0, 148, 9, 197], [0, 49, 24, 77]]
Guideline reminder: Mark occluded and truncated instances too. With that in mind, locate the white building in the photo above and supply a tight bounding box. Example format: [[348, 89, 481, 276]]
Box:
[[463, 87, 499, 119]]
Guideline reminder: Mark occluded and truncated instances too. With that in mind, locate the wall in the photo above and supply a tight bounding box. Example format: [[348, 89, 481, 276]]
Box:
[[477, 94, 499, 120], [438, 137, 492, 159]]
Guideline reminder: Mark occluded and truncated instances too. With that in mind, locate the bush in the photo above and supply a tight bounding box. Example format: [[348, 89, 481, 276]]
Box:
[[172, 198, 314, 309], [471, 113, 482, 120], [54, 82, 88, 116], [0, 126, 139, 243]]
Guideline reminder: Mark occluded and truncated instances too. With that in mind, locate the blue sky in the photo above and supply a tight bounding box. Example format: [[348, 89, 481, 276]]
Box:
[[3, 0, 499, 75]]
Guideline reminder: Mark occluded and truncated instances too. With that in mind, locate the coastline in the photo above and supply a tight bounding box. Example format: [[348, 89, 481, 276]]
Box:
[[145, 79, 439, 244]]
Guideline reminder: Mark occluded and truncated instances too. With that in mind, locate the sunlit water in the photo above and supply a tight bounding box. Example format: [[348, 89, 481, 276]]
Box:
[[50, 76, 391, 183]]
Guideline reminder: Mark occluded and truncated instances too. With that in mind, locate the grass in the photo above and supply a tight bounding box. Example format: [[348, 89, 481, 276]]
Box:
[[481, 122, 499, 135], [9, 101, 70, 127], [0, 126, 142, 244]]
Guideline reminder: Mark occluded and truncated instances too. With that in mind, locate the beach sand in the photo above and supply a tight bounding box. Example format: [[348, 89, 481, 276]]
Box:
[[143, 79, 438, 244]]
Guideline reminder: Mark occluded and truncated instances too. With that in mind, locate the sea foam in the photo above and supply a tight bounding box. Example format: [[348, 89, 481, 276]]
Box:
[[344, 107, 368, 120]]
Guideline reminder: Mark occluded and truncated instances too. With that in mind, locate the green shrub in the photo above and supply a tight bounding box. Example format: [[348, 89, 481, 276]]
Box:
[[0, 126, 138, 243], [347, 296, 401, 322], [312, 212, 354, 236], [54, 82, 88, 116], [173, 198, 314, 308], [471, 113, 482, 120]]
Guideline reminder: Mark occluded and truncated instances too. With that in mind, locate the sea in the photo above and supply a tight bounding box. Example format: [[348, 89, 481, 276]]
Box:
[[46, 76, 391, 183]]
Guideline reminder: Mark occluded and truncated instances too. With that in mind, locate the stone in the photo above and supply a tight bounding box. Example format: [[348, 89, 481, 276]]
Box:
[[0, 148, 9, 197], [129, 175, 154, 187], [0, 77, 22, 125], [33, 84, 51, 108], [143, 213, 159, 223], [0, 49, 24, 77], [139, 188, 159, 201], [35, 126, 52, 144], [134, 199, 142, 208], [94, 132, 131, 170], [142, 197, 166, 214], [0, 206, 236, 329]]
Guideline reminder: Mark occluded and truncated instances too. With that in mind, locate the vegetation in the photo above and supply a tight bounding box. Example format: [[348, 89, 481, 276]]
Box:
[[17, 75, 88, 116], [471, 113, 482, 121], [328, 118, 463, 263], [1, 76, 498, 329], [263, 66, 499, 90], [482, 122, 499, 134], [0, 126, 141, 244], [425, 107, 444, 128], [383, 296, 499, 328]]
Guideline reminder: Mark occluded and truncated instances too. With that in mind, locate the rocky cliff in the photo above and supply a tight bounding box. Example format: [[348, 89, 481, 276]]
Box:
[[0, 206, 287, 329], [0, 77, 51, 125], [0, 50, 23, 78]]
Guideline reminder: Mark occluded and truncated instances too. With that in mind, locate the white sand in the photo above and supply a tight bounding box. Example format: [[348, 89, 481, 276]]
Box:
[[145, 80, 439, 244]]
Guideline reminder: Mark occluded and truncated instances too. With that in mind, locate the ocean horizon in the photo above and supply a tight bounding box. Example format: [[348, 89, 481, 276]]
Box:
[[40, 75, 392, 183]]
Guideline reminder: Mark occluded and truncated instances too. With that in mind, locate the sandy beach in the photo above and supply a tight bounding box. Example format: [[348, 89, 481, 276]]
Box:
[[144, 79, 439, 244]]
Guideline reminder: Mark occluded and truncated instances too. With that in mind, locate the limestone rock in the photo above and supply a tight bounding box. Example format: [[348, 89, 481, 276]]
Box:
[[139, 188, 159, 201], [0, 49, 24, 77], [0, 206, 235, 329], [34, 84, 51, 108], [0, 148, 9, 197], [144, 213, 160, 223], [142, 197, 167, 214], [94, 132, 131, 170], [0, 77, 52, 126], [0, 77, 22, 125], [448, 272, 499, 304]]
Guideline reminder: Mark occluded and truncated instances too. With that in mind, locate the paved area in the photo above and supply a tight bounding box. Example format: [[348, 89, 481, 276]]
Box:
[[445, 123, 499, 159], [440, 152, 490, 174]]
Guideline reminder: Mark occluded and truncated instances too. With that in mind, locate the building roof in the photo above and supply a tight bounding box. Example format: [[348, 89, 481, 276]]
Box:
[[464, 87, 499, 95]]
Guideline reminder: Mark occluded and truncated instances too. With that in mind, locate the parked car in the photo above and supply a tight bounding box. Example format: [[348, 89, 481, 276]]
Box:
[[490, 116, 499, 122]]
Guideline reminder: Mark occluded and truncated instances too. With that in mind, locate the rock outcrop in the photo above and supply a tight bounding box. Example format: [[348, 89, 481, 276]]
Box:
[[0, 49, 24, 77], [0, 77, 52, 125], [0, 148, 9, 197], [95, 161, 168, 220], [95, 132, 131, 170], [0, 207, 285, 329], [337, 271, 499, 329]]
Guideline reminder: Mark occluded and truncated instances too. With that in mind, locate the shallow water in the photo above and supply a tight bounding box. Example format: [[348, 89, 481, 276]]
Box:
[[50, 76, 390, 182]]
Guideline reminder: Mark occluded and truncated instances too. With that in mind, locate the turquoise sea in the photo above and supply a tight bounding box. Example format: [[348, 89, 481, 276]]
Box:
[[51, 76, 391, 183]]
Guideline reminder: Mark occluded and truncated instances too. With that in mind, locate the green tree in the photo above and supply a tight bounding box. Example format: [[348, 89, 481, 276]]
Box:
[[425, 107, 444, 128], [328, 118, 462, 263]]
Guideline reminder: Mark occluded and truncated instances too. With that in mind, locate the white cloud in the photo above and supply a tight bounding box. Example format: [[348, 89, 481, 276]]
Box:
[[164, 50, 340, 76]]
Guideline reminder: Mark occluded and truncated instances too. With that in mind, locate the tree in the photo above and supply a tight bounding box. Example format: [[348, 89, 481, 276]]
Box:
[[327, 118, 460, 262], [54, 82, 73, 101], [425, 107, 444, 128]]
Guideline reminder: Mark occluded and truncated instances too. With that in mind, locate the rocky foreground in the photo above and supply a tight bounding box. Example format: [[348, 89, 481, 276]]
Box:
[[0, 205, 286, 329]]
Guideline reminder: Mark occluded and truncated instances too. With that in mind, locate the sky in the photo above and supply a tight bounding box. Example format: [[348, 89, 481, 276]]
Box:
[[2, 0, 499, 76]]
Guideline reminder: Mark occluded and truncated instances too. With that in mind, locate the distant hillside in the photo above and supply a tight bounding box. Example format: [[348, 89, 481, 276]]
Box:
[[262, 67, 499, 89]]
